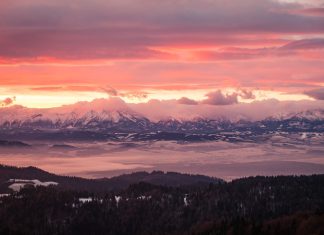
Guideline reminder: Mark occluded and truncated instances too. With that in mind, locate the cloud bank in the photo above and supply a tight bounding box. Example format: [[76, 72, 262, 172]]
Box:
[[0, 0, 324, 61], [305, 88, 324, 100], [0, 0, 323, 108]]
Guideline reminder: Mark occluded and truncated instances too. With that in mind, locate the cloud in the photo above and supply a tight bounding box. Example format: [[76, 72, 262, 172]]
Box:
[[291, 8, 324, 17], [30, 85, 118, 94], [280, 38, 324, 50], [130, 98, 324, 121], [100, 87, 149, 100], [0, 0, 324, 61], [31, 86, 63, 91], [202, 90, 238, 105], [178, 90, 255, 106], [194, 38, 324, 61], [239, 90, 256, 99], [0, 96, 16, 107], [200, 89, 256, 105], [101, 86, 119, 97], [195, 47, 272, 61], [304, 88, 324, 100], [0, 0, 323, 99], [30, 85, 149, 101], [120, 91, 149, 100], [177, 97, 198, 105]]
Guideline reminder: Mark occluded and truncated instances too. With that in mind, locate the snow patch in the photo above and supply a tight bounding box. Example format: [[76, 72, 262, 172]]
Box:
[[79, 197, 93, 203], [8, 179, 58, 192]]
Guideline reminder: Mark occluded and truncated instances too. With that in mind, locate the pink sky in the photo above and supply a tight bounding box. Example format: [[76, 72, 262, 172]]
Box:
[[0, 0, 324, 108]]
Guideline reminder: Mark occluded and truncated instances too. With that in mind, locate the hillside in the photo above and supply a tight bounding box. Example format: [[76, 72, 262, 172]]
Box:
[[0, 165, 223, 193], [0, 173, 323, 235]]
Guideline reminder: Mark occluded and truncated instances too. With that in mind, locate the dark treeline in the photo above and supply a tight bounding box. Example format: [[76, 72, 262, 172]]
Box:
[[0, 165, 222, 193], [0, 175, 323, 235]]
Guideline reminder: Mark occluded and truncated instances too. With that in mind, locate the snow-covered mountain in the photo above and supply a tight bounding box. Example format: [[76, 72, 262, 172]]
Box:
[[0, 108, 151, 131], [0, 99, 151, 131], [286, 109, 324, 121], [0, 99, 323, 140]]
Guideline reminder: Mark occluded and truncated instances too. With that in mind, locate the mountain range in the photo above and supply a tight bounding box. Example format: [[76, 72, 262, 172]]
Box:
[[0, 99, 323, 141]]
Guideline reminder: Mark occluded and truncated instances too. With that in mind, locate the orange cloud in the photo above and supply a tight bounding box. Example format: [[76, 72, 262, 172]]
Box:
[[0, 0, 323, 108], [0, 96, 16, 107]]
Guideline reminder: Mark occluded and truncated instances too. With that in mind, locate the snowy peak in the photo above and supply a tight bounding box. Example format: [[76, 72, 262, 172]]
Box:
[[290, 109, 324, 121], [0, 109, 150, 130], [0, 98, 150, 130], [267, 109, 324, 121], [0, 100, 324, 136]]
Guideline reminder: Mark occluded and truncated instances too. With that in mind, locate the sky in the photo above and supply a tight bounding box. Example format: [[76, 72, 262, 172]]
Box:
[[0, 0, 324, 108]]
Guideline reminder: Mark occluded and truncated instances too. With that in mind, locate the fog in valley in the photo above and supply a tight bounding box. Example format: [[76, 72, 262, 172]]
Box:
[[1, 136, 324, 180]]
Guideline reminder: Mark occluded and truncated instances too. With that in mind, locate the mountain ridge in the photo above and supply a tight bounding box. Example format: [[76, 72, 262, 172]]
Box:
[[0, 164, 223, 193], [0, 101, 323, 140]]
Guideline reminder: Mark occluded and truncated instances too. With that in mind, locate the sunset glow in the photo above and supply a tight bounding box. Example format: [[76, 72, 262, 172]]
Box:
[[0, 0, 323, 108], [1, 3, 324, 231]]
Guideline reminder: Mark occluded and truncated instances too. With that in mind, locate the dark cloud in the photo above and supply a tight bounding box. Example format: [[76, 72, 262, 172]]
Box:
[[304, 88, 324, 100], [239, 90, 256, 99], [280, 38, 324, 50], [101, 86, 119, 97], [195, 38, 324, 61], [202, 91, 238, 105], [100, 87, 149, 100], [178, 97, 198, 105], [0, 96, 16, 107], [120, 91, 149, 100]]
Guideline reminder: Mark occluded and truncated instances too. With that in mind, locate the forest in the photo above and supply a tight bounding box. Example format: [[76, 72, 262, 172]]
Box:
[[0, 174, 323, 235]]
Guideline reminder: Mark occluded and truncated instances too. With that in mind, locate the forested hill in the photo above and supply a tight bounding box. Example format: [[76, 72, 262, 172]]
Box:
[[0, 174, 323, 235], [0, 165, 223, 193]]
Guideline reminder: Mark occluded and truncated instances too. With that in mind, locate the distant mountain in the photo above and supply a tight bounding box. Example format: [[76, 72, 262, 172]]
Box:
[[0, 109, 151, 132], [0, 101, 323, 141], [278, 109, 324, 121], [0, 165, 223, 193]]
